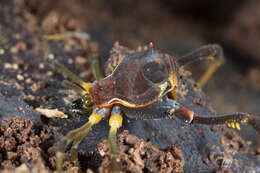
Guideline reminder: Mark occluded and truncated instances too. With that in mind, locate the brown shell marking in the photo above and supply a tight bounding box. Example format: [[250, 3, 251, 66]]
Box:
[[89, 43, 178, 108]]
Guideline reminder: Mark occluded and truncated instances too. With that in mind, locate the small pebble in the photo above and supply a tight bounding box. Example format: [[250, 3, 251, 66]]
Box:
[[68, 58, 73, 64], [39, 63, 45, 69], [13, 63, 19, 70], [4, 63, 12, 69], [125, 134, 139, 145], [25, 78, 33, 84], [17, 74, 24, 81], [0, 48, 5, 55], [4, 63, 19, 70], [47, 71, 53, 76]]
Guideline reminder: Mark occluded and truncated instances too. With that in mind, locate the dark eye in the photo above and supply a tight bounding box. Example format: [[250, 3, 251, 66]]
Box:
[[142, 60, 168, 83]]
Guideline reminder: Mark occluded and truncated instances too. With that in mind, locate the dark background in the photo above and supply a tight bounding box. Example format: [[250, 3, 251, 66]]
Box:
[[24, 0, 260, 114]]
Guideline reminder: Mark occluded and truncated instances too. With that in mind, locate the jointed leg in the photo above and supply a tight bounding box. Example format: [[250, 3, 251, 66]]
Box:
[[69, 108, 110, 167], [42, 32, 110, 171], [177, 44, 224, 88], [42, 34, 92, 92], [44, 32, 90, 41], [43, 35, 105, 113], [168, 99, 260, 133], [62, 80, 94, 114], [90, 52, 104, 81], [62, 80, 88, 95], [44, 32, 103, 83], [108, 106, 123, 173], [56, 107, 107, 173]]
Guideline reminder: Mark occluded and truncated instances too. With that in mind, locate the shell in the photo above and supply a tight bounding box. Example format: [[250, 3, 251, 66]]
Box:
[[89, 43, 178, 108]]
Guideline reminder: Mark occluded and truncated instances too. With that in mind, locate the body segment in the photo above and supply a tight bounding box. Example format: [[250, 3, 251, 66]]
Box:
[[89, 43, 178, 108]]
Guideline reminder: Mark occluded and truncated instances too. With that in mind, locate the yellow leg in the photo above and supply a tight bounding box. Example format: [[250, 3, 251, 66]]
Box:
[[177, 44, 224, 88], [45, 32, 90, 41], [56, 108, 103, 173], [42, 37, 92, 92], [197, 58, 222, 88], [108, 106, 123, 173], [225, 120, 241, 131], [62, 80, 88, 95], [46, 32, 104, 82], [90, 53, 104, 81]]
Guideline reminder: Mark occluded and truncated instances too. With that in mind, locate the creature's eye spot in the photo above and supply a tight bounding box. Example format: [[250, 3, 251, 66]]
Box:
[[154, 58, 159, 64], [142, 61, 168, 83]]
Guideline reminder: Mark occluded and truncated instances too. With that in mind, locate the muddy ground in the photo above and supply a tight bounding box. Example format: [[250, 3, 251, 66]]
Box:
[[0, 0, 259, 173]]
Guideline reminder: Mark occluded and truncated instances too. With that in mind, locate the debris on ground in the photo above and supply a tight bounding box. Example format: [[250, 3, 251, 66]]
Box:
[[35, 108, 68, 119], [98, 131, 184, 173]]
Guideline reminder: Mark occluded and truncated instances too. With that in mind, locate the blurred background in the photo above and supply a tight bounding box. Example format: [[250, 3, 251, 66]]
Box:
[[23, 0, 260, 115], [2, 0, 259, 115]]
